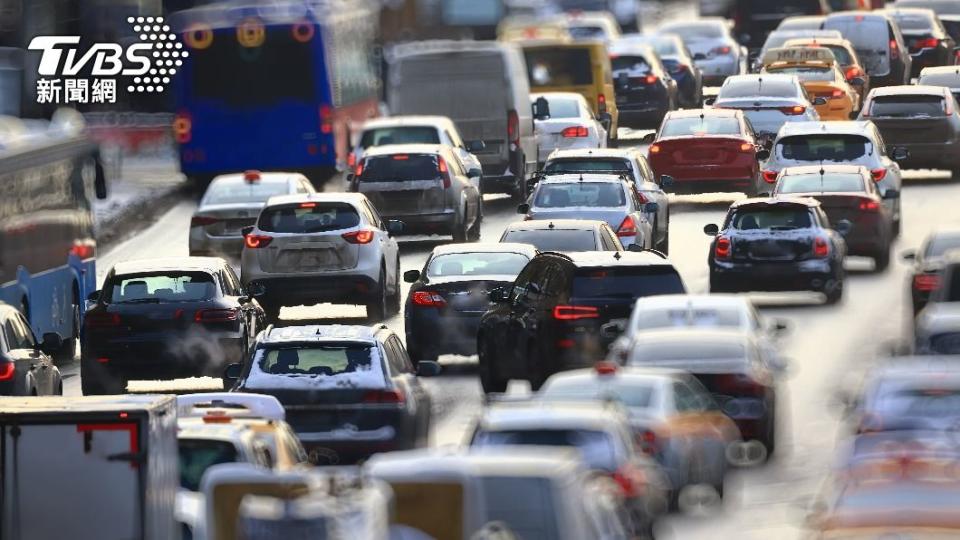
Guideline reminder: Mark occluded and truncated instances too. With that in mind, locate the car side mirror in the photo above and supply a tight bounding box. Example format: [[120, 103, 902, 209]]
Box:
[[39, 333, 62, 355], [756, 149, 770, 161], [489, 286, 511, 303], [643, 202, 658, 213], [403, 269, 421, 283], [86, 290, 101, 303], [516, 203, 530, 214], [834, 219, 852, 236], [812, 97, 828, 106], [850, 77, 865, 86], [659, 174, 674, 187], [703, 96, 716, 106], [640, 132, 656, 145], [901, 249, 917, 261], [892, 147, 909, 161], [467, 168, 483, 178], [416, 360, 442, 377], [246, 282, 266, 297], [882, 189, 899, 200], [703, 223, 719, 236], [223, 362, 242, 388], [241, 225, 255, 237], [466, 140, 486, 153], [533, 96, 551, 120], [693, 52, 707, 61], [387, 220, 405, 235]]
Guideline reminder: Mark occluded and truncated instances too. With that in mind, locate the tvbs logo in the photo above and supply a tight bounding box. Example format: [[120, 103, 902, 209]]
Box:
[[27, 16, 186, 104]]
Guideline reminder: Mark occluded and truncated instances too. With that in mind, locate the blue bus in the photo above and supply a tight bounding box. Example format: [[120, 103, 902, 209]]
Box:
[[0, 124, 107, 362], [170, 2, 380, 187]]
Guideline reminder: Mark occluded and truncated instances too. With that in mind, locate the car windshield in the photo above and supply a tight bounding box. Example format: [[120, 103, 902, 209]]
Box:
[[178, 439, 238, 492], [660, 23, 724, 39], [534, 182, 626, 208], [870, 95, 946, 118], [572, 267, 686, 299], [473, 429, 619, 471], [776, 135, 870, 162], [426, 252, 531, 277], [765, 65, 836, 82], [544, 159, 632, 174], [257, 203, 360, 233], [258, 343, 375, 376], [540, 379, 656, 409], [924, 234, 960, 258], [777, 172, 865, 193], [660, 116, 740, 137], [633, 307, 744, 331], [720, 79, 798, 99], [203, 180, 290, 205], [501, 229, 598, 251], [524, 48, 594, 87], [729, 207, 813, 230], [105, 271, 216, 304], [540, 97, 581, 118], [611, 55, 652, 77], [360, 154, 441, 182], [359, 127, 441, 149]]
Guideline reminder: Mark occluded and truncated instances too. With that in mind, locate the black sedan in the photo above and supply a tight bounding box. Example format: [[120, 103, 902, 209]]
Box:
[[621, 34, 703, 109], [885, 7, 957, 78], [609, 41, 679, 129], [705, 197, 847, 304], [0, 303, 63, 395], [902, 227, 960, 313], [403, 243, 539, 365], [81, 257, 264, 395]]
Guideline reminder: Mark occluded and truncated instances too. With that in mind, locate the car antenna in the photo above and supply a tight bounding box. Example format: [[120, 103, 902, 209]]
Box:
[[548, 221, 555, 229], [613, 251, 621, 260], [579, 173, 584, 182], [819, 161, 825, 193]]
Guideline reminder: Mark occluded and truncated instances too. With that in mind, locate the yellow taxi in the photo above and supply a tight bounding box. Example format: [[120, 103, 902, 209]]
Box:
[[782, 37, 871, 107], [760, 47, 862, 121]]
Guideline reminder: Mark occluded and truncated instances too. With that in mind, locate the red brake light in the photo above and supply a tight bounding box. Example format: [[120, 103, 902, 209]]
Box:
[[392, 154, 409, 161], [507, 109, 520, 146], [319, 104, 333, 134], [437, 156, 452, 188], [858, 199, 880, 211], [780, 106, 806, 115], [612, 464, 646, 498], [342, 230, 374, 244], [595, 361, 618, 375], [712, 46, 732, 55], [637, 429, 659, 454], [355, 162, 364, 177], [890, 39, 899, 60], [644, 74, 657, 85], [914, 274, 940, 292], [715, 236, 731, 259], [299, 202, 316, 209], [194, 308, 239, 323], [243, 170, 261, 183], [739, 142, 753, 152], [845, 66, 861, 80], [85, 312, 120, 327], [561, 126, 589, 138], [0, 363, 16, 381], [831, 88, 843, 99], [598, 93, 607, 114], [244, 234, 273, 249], [917, 37, 939, 49], [616, 215, 638, 237], [363, 389, 405, 404], [649, 144, 661, 154], [762, 170, 778, 183], [173, 111, 192, 144], [870, 168, 887, 182], [553, 305, 599, 320], [814, 237, 829, 258], [70, 240, 95, 259], [412, 291, 446, 307], [347, 152, 356, 167]]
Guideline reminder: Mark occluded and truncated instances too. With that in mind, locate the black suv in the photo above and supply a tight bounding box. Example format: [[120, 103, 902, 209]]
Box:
[[476, 251, 686, 393]]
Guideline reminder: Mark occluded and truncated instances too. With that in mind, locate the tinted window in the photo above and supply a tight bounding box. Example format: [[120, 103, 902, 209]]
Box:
[[891, 13, 934, 31], [257, 203, 360, 233], [105, 272, 216, 304], [611, 55, 652, 77], [179, 439, 238, 492], [544, 159, 631, 174], [822, 45, 853, 65], [765, 65, 836, 83], [569, 25, 607, 40], [541, 97, 581, 118], [481, 477, 558, 540], [924, 234, 960, 258], [473, 429, 619, 471], [534, 183, 626, 208], [426, 252, 531, 277], [660, 23, 724, 39], [524, 48, 593, 87], [360, 154, 440, 182], [776, 135, 870, 161], [660, 116, 741, 137], [949, 273, 960, 302], [4, 316, 34, 349], [870, 95, 945, 117], [258, 343, 374, 376], [730, 207, 812, 229], [720, 79, 798, 98], [359, 127, 441, 148], [572, 267, 685, 299], [777, 173, 865, 193], [501, 229, 598, 251], [203, 180, 290, 205], [540, 379, 656, 409]]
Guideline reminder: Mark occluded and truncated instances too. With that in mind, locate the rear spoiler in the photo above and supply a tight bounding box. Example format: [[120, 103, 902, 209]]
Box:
[[176, 392, 285, 421]]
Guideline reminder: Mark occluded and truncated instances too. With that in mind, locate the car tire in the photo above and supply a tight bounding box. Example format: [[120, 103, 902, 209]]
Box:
[[261, 300, 281, 324], [452, 216, 468, 243], [367, 266, 388, 322], [873, 245, 891, 272], [892, 215, 901, 237], [467, 204, 482, 242], [407, 344, 437, 368], [511, 161, 528, 203], [824, 279, 844, 305], [387, 260, 402, 316], [478, 336, 507, 394]]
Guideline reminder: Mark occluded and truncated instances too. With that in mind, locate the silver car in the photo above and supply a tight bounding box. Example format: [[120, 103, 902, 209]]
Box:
[[658, 18, 747, 86], [518, 174, 656, 250], [350, 144, 483, 242], [188, 171, 315, 258], [499, 219, 624, 252], [239, 193, 403, 322], [531, 92, 607, 165]]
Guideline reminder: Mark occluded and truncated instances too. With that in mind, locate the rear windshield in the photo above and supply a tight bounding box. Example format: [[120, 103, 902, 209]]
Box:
[[572, 267, 685, 299], [869, 95, 945, 117], [720, 79, 797, 99], [660, 116, 740, 137], [473, 429, 619, 471], [660, 23, 724, 39], [501, 229, 597, 251], [891, 13, 934, 31], [259, 343, 374, 376], [568, 25, 607, 41], [203, 180, 289, 205], [924, 234, 960, 258], [640, 38, 678, 56], [481, 477, 559, 540], [876, 386, 960, 417], [777, 172, 865, 193], [524, 48, 594, 87], [633, 307, 744, 331], [765, 65, 835, 82], [776, 134, 870, 162], [534, 182, 626, 208], [918, 73, 960, 88], [544, 158, 631, 174], [106, 271, 216, 304], [611, 56, 652, 77], [822, 45, 853, 65], [359, 127, 440, 149], [541, 97, 581, 118], [179, 439, 238, 492], [729, 206, 813, 230], [823, 18, 890, 50], [426, 252, 531, 277], [360, 154, 440, 182], [540, 378, 656, 409], [257, 203, 360, 233]]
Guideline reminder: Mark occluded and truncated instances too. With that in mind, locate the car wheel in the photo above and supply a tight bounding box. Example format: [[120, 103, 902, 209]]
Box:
[[261, 300, 281, 324], [824, 279, 844, 305], [54, 298, 79, 363], [478, 336, 507, 394], [873, 244, 891, 272], [467, 204, 482, 242], [452, 216, 468, 243], [387, 259, 402, 315], [366, 266, 388, 322], [511, 161, 528, 203]]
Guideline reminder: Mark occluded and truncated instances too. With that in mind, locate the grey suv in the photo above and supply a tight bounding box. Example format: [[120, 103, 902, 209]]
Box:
[[240, 193, 403, 322], [350, 144, 483, 242]]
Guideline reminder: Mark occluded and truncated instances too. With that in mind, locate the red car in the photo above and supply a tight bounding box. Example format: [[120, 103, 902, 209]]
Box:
[[646, 109, 770, 195]]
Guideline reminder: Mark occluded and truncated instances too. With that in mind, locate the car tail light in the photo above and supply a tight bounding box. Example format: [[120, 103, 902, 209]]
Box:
[[411, 291, 446, 307], [845, 66, 863, 81], [871, 168, 887, 182], [553, 305, 599, 320], [363, 389, 405, 404], [342, 230, 374, 244], [85, 312, 121, 327], [914, 273, 940, 292], [598, 93, 607, 114], [190, 216, 221, 227], [814, 237, 829, 258], [561, 126, 589, 138], [595, 361, 618, 375], [0, 363, 14, 381], [616, 215, 638, 237], [715, 236, 731, 259], [669, 64, 688, 74], [762, 170, 778, 183], [354, 161, 364, 178], [347, 152, 356, 168], [890, 39, 900, 60], [831, 88, 844, 99], [70, 240, 95, 259], [649, 144, 661, 154], [244, 234, 273, 249], [437, 156, 452, 188], [637, 429, 659, 454], [643, 74, 657, 85], [946, 94, 954, 115], [507, 109, 520, 147], [711, 45, 732, 55], [319, 104, 333, 134], [556, 338, 575, 349], [739, 142, 753, 152], [194, 308, 239, 323], [915, 37, 940, 50], [859, 198, 879, 211], [780, 106, 806, 115], [173, 111, 192, 144], [612, 463, 646, 498]]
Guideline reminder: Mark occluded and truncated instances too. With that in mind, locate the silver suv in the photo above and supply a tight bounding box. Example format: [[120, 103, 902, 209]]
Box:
[[240, 193, 403, 322]]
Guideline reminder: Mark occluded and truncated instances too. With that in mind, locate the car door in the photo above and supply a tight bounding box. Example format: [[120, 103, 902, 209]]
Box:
[[6, 314, 49, 394], [362, 199, 400, 286], [222, 265, 257, 350], [387, 335, 430, 422], [507, 259, 549, 376]]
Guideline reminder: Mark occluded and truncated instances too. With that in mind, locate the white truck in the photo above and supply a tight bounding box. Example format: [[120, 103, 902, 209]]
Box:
[[0, 395, 178, 540]]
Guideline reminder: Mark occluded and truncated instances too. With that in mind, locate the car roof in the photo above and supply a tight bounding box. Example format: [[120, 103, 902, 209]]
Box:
[[261, 324, 388, 344], [532, 91, 590, 103], [665, 108, 741, 119], [478, 401, 628, 431], [633, 293, 750, 311], [780, 164, 869, 176], [782, 37, 855, 49], [722, 73, 799, 86], [547, 250, 672, 267], [825, 10, 891, 21], [264, 192, 369, 207], [430, 242, 539, 257], [920, 66, 960, 77], [884, 6, 937, 18], [362, 143, 448, 157], [729, 195, 821, 209], [366, 447, 587, 480], [870, 85, 947, 98], [503, 219, 606, 231], [111, 256, 224, 276], [540, 173, 629, 185], [392, 40, 509, 58], [777, 121, 874, 137], [209, 172, 298, 185], [547, 148, 639, 160], [360, 116, 452, 129]]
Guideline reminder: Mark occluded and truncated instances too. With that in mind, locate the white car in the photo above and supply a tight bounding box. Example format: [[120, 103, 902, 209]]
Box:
[[565, 10, 623, 41], [658, 18, 747, 86], [531, 92, 607, 165]]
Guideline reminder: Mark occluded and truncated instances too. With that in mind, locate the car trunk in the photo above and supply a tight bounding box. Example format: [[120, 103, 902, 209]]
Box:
[[358, 154, 447, 216], [265, 388, 402, 435], [730, 229, 817, 262], [258, 233, 360, 273], [425, 277, 512, 315], [535, 118, 595, 151], [194, 203, 264, 237], [653, 137, 749, 165], [869, 116, 953, 145], [805, 193, 876, 226]]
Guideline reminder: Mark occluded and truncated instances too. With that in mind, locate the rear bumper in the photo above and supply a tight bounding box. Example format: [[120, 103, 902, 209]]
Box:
[[82, 334, 244, 379], [890, 141, 960, 170], [710, 259, 838, 292], [844, 226, 889, 257], [249, 275, 380, 306]]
